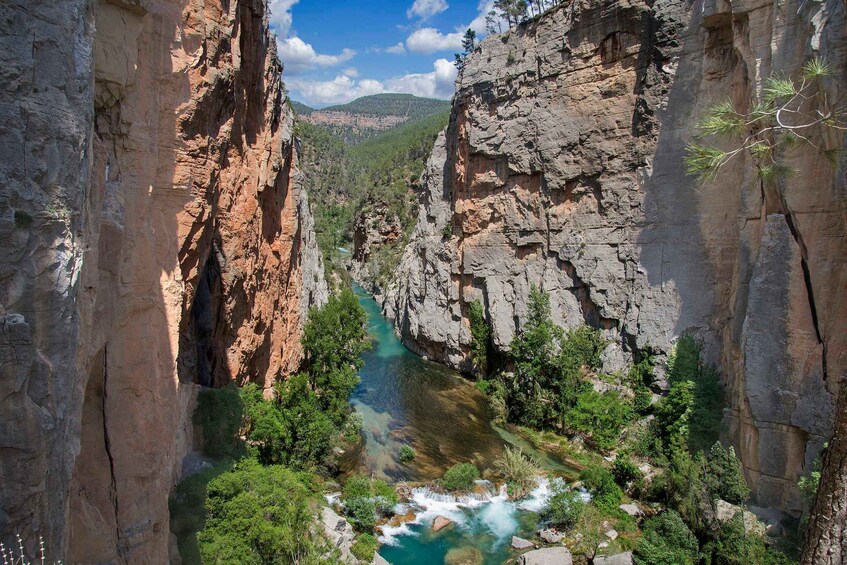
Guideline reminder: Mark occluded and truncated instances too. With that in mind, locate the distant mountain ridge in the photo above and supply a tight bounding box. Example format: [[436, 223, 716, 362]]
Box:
[[290, 93, 451, 144]]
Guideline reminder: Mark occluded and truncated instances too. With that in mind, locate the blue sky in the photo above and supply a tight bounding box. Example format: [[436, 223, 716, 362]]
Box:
[[270, 0, 498, 107]]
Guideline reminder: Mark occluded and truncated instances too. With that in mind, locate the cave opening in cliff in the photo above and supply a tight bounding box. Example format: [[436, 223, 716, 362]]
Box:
[[191, 245, 228, 388]]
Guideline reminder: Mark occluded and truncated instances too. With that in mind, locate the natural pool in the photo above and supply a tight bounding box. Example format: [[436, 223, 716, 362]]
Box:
[[342, 285, 576, 564]]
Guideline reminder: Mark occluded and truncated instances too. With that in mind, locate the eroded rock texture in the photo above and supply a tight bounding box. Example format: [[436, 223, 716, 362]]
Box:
[[385, 0, 846, 516], [0, 0, 326, 561]]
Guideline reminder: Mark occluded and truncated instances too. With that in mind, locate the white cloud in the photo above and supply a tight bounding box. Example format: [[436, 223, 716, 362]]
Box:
[[386, 42, 407, 55], [342, 67, 359, 78], [407, 0, 449, 19], [268, 0, 300, 37], [277, 37, 355, 74], [386, 58, 458, 99], [287, 75, 386, 106], [288, 59, 458, 107], [406, 27, 463, 54]]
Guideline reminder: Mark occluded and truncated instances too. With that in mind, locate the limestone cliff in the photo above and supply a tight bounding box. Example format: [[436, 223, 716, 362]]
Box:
[[0, 0, 327, 562], [385, 0, 846, 516]]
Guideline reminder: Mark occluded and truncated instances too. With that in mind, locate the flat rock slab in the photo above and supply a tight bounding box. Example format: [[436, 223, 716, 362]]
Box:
[[517, 547, 573, 565], [619, 503, 643, 516], [433, 515, 453, 532], [373, 553, 391, 565], [594, 552, 634, 565], [512, 536, 535, 549], [538, 529, 563, 543]]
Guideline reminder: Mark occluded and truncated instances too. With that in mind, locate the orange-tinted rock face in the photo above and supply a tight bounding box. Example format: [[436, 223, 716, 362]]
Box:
[[0, 0, 326, 561]]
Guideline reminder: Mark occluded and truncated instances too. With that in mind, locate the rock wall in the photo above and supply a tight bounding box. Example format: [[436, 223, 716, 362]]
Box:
[[0, 0, 326, 562], [385, 0, 846, 514]]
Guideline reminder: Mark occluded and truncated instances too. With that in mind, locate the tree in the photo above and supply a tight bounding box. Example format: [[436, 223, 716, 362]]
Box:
[[468, 300, 491, 376], [685, 58, 844, 182], [198, 459, 336, 564], [542, 485, 585, 529], [635, 511, 700, 565], [461, 28, 476, 53]]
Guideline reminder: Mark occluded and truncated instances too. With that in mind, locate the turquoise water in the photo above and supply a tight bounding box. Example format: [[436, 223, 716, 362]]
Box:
[[345, 285, 574, 564]]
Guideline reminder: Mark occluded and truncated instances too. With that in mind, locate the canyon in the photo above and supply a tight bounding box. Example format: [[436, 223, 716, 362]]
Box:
[[1, 0, 325, 561], [384, 0, 846, 525], [1, 0, 846, 562]]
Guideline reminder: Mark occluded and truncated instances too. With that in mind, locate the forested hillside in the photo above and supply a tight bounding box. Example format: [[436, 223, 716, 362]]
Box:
[[295, 98, 450, 286]]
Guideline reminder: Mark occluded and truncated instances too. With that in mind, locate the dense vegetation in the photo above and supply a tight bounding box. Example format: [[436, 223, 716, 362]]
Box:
[[169, 290, 370, 563], [294, 95, 450, 287], [467, 286, 795, 564]]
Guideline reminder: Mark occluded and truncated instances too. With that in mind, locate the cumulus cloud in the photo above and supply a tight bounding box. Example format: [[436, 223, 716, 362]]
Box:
[[286, 75, 386, 107], [386, 58, 457, 99], [342, 67, 359, 78], [278, 37, 355, 75], [288, 59, 457, 107], [268, 0, 300, 37], [406, 27, 463, 54], [407, 0, 449, 19], [386, 42, 407, 55]]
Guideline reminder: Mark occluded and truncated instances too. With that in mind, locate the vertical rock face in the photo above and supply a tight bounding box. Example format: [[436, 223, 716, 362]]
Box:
[[385, 0, 846, 514], [0, 0, 327, 562]]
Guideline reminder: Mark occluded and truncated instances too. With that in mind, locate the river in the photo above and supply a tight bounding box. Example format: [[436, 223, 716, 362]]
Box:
[[343, 285, 575, 564]]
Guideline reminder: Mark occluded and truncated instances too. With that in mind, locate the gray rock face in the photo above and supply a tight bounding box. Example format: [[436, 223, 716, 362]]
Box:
[[517, 546, 573, 565], [320, 507, 357, 563], [384, 0, 847, 515]]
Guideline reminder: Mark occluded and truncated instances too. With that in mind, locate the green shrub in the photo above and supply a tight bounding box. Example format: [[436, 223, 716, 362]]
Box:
[[440, 463, 480, 491], [468, 300, 491, 376], [703, 442, 749, 504], [634, 510, 699, 565], [612, 456, 643, 486], [399, 445, 417, 462], [345, 497, 378, 531], [198, 458, 335, 564], [351, 533, 379, 562], [567, 389, 632, 451], [341, 475, 398, 531], [494, 446, 540, 498], [579, 465, 622, 513], [701, 513, 792, 565], [542, 485, 585, 529], [560, 325, 607, 371], [194, 384, 244, 459]]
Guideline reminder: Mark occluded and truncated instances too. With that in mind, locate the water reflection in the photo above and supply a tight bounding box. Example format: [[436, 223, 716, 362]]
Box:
[[342, 285, 507, 481]]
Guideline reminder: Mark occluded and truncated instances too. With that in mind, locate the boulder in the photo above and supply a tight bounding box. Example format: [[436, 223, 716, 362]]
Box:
[[713, 500, 767, 537], [320, 507, 356, 562], [619, 504, 644, 517], [433, 515, 454, 532], [604, 529, 619, 540], [517, 547, 573, 565], [538, 529, 563, 543], [594, 552, 634, 565], [373, 554, 391, 565], [512, 536, 535, 549]]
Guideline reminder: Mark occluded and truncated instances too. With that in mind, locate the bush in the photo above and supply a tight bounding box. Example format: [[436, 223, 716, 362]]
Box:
[[701, 513, 792, 565], [579, 465, 622, 513], [542, 485, 585, 529], [399, 444, 416, 462], [567, 389, 632, 451], [494, 446, 541, 498], [634, 510, 699, 565], [342, 475, 398, 531], [345, 497, 377, 531], [440, 463, 480, 491], [351, 533, 379, 562], [612, 456, 643, 486], [198, 459, 335, 564]]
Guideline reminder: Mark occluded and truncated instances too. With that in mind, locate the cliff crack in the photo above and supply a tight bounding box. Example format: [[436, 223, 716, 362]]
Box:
[[101, 346, 125, 563]]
